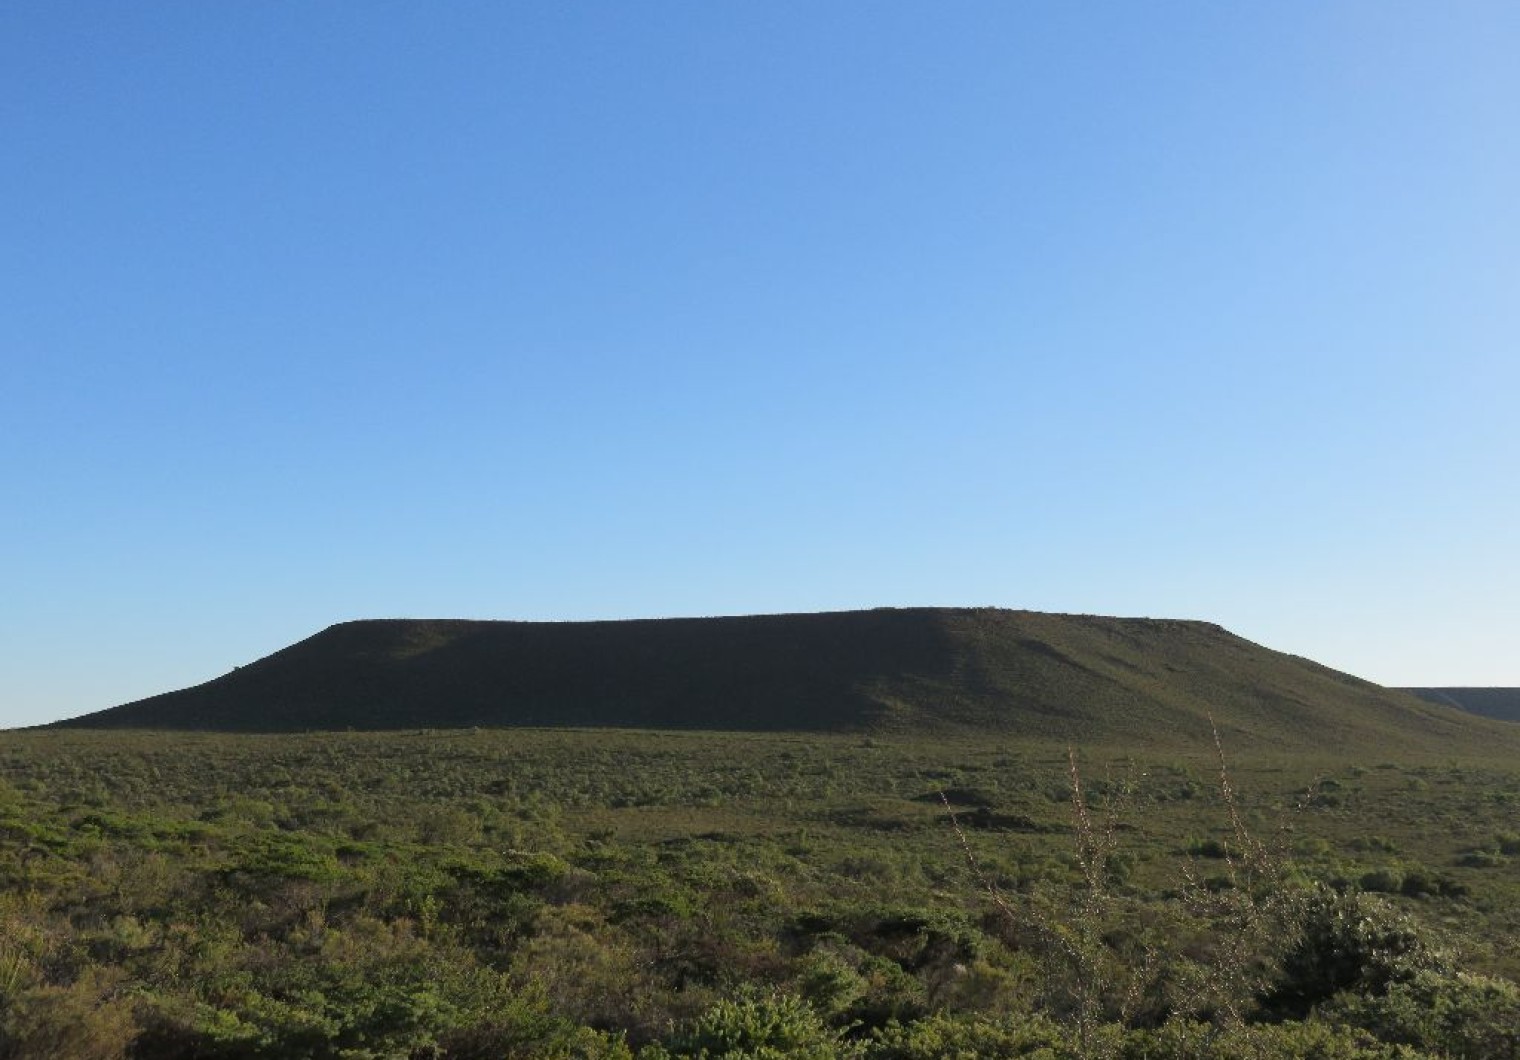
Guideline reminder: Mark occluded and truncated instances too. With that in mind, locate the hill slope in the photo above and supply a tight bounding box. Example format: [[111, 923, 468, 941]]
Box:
[[1403, 687, 1520, 723], [51, 608, 1517, 752]]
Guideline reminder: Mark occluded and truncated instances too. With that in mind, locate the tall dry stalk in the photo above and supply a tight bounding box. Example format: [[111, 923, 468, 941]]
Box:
[[944, 749, 1147, 1060], [945, 722, 1315, 1055]]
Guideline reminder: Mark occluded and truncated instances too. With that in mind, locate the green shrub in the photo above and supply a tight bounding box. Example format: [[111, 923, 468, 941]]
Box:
[[1261, 889, 1447, 1019], [1186, 838, 1229, 859], [867, 1011, 1072, 1058], [0, 967, 138, 1060], [654, 990, 864, 1059], [1330, 969, 1520, 1060], [226, 833, 342, 886], [794, 948, 868, 1021], [1357, 869, 1401, 894], [1119, 1018, 1427, 1059], [1455, 848, 1505, 868]]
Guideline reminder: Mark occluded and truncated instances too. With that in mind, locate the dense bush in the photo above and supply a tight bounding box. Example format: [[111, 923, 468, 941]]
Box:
[[1330, 969, 1520, 1060], [1261, 888, 1447, 1019], [649, 991, 861, 1060]]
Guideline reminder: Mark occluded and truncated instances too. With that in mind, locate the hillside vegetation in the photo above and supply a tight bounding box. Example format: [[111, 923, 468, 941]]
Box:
[[51, 608, 1514, 754]]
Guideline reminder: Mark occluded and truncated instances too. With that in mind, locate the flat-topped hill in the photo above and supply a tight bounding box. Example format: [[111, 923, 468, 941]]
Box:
[[50, 608, 1517, 752], [1404, 687, 1520, 723]]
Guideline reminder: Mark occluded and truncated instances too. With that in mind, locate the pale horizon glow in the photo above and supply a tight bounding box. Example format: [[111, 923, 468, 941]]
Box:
[[4, 3, 1517, 727]]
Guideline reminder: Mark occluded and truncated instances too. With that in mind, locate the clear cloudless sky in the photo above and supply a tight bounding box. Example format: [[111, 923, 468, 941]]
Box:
[[3, 2, 1518, 727]]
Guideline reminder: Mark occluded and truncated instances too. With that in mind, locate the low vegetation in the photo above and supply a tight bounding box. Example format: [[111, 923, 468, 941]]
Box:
[[1, 727, 1517, 1058]]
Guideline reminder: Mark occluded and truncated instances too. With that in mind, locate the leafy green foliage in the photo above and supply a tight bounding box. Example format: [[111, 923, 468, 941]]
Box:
[[654, 991, 863, 1059], [1262, 889, 1448, 1019], [1331, 969, 1520, 1060]]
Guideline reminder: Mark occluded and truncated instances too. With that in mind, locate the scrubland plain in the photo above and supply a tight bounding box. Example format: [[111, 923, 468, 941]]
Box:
[[2, 726, 1517, 1058]]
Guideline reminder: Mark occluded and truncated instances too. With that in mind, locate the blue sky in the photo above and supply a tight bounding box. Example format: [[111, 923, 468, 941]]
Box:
[[4, 3, 1517, 727]]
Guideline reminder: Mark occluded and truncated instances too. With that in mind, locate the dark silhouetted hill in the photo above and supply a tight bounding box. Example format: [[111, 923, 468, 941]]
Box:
[[50, 609, 1518, 752], [1403, 687, 1520, 723]]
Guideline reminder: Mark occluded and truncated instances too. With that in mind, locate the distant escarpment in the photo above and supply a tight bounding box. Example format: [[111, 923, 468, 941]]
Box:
[[51, 609, 1515, 752], [1403, 687, 1520, 723]]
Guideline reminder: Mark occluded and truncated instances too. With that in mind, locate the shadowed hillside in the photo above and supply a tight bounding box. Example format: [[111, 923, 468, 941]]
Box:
[[1404, 687, 1520, 723], [50, 608, 1517, 752]]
